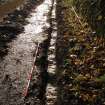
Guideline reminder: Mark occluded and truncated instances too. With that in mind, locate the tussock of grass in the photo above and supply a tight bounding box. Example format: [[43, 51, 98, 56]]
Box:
[[57, 0, 105, 104], [73, 0, 105, 36]]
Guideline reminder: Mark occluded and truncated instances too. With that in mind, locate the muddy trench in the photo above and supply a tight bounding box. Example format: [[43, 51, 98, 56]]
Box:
[[0, 0, 58, 105], [0, 0, 44, 59], [24, 0, 58, 105]]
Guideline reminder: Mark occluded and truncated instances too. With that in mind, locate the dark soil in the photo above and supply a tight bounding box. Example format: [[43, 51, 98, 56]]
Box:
[[0, 0, 44, 59], [0, 0, 45, 105], [0, 0, 56, 105]]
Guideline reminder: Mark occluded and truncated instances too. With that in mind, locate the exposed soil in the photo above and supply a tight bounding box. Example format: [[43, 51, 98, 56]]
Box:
[[0, 0, 53, 104], [0, 0, 59, 104], [0, 0, 44, 59]]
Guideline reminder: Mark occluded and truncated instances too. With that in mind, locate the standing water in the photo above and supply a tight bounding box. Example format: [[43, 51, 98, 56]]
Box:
[[0, 0, 56, 104]]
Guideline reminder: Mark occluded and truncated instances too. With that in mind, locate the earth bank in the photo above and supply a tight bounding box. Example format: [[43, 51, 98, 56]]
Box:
[[56, 0, 105, 105]]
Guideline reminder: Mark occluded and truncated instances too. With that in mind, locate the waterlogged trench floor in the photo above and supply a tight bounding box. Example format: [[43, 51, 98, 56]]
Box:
[[0, 0, 54, 104]]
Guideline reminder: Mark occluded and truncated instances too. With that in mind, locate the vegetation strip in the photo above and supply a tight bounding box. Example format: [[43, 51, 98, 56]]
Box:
[[56, 0, 105, 105]]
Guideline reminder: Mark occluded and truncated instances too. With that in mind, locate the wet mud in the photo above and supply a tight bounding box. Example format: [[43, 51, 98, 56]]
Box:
[[0, 0, 58, 105], [0, 0, 43, 59]]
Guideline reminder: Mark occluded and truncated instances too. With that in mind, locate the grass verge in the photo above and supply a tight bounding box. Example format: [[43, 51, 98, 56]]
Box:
[[56, 0, 105, 105]]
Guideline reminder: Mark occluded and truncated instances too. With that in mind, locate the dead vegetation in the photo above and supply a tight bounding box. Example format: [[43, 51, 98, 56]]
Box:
[[56, 0, 105, 105]]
